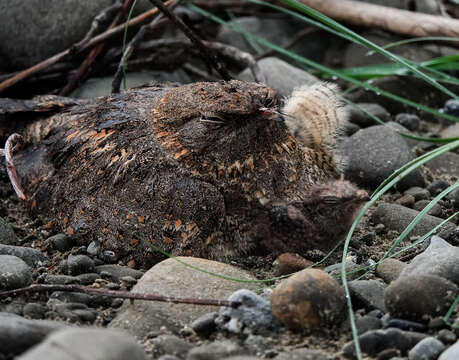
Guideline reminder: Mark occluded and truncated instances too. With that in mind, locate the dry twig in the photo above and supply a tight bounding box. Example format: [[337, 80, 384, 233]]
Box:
[[0, 284, 241, 308], [4, 133, 26, 200], [298, 0, 459, 38], [148, 0, 232, 81], [0, 0, 175, 94]]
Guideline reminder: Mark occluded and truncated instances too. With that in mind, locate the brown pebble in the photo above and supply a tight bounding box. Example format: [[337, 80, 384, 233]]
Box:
[[274, 253, 313, 276], [270, 268, 346, 331]]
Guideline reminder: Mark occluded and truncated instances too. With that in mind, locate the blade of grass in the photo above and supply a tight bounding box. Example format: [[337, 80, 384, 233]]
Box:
[[188, 4, 459, 123], [339, 138, 459, 360], [276, 0, 459, 100]]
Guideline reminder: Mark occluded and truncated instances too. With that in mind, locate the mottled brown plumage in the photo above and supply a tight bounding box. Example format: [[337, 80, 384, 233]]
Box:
[[6, 80, 367, 268]]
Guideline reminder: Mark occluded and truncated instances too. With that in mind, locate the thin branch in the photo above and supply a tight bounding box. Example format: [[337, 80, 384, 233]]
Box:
[[148, 0, 232, 81], [5, 133, 26, 201], [72, 2, 123, 52], [0, 284, 241, 308], [60, 0, 131, 96], [111, 7, 172, 94], [0, 0, 175, 94]]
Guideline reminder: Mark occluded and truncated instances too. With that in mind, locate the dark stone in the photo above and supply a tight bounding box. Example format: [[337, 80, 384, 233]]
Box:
[[23, 303, 47, 319], [355, 315, 383, 335], [349, 280, 387, 312], [191, 312, 218, 336], [346, 103, 391, 128], [48, 234, 74, 252], [0, 217, 18, 245], [427, 180, 450, 197], [386, 319, 427, 332], [0, 244, 48, 267], [95, 264, 144, 282], [394, 113, 420, 131], [60, 255, 95, 276], [385, 275, 458, 320], [342, 328, 426, 358], [404, 187, 430, 201], [0, 255, 32, 290], [341, 125, 425, 190], [149, 335, 193, 359]]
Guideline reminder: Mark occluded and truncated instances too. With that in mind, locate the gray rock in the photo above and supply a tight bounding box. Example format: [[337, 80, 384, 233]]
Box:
[[437, 329, 457, 344], [355, 315, 383, 335], [150, 335, 193, 359], [341, 125, 425, 190], [238, 57, 319, 98], [413, 200, 443, 218], [71, 71, 192, 99], [45, 274, 81, 285], [346, 103, 391, 128], [17, 328, 147, 360], [48, 234, 73, 252], [23, 303, 47, 320], [408, 336, 445, 360], [86, 240, 101, 256], [0, 244, 47, 267], [109, 257, 260, 338], [274, 349, 330, 360], [191, 312, 218, 336], [95, 264, 143, 282], [439, 341, 459, 360], [76, 273, 100, 285], [60, 254, 95, 275], [425, 152, 459, 177], [387, 318, 427, 332], [342, 327, 426, 359], [427, 180, 450, 197], [0, 0, 113, 70], [376, 258, 406, 284], [0, 255, 32, 290], [399, 236, 459, 286], [348, 279, 387, 312], [395, 113, 420, 131], [404, 187, 430, 201], [186, 341, 247, 360], [384, 274, 458, 320], [0, 217, 18, 245], [371, 203, 456, 239], [0, 312, 67, 357], [217, 16, 327, 64], [216, 289, 283, 335]]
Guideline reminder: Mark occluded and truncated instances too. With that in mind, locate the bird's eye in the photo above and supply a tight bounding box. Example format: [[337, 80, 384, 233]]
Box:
[[199, 113, 225, 126], [322, 196, 340, 205]]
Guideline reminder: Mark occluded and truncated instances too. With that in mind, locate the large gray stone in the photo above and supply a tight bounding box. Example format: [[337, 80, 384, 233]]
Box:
[[439, 341, 459, 360], [238, 57, 319, 98], [0, 244, 47, 267], [0, 255, 32, 290], [424, 152, 459, 178], [109, 257, 260, 338], [371, 203, 456, 239], [0, 312, 67, 357], [18, 328, 147, 360], [341, 125, 425, 190], [0, 0, 153, 71], [399, 236, 459, 286], [71, 71, 192, 99], [0, 217, 18, 245]]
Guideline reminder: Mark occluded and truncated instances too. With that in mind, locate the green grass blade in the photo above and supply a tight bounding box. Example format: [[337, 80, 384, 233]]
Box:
[[188, 4, 459, 123], [276, 0, 459, 100]]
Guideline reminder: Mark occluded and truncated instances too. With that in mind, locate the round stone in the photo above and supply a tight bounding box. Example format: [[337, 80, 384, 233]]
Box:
[[270, 269, 346, 330]]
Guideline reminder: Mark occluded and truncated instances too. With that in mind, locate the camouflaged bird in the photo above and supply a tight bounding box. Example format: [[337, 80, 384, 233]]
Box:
[[5, 80, 368, 268]]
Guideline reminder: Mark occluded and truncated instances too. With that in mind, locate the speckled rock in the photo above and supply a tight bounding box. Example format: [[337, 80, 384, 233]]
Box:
[[0, 244, 47, 267], [17, 328, 147, 360], [0, 255, 32, 290], [109, 257, 260, 338], [408, 336, 445, 360], [216, 289, 283, 335], [399, 236, 459, 286], [384, 274, 458, 320], [0, 312, 67, 357], [341, 125, 425, 190], [270, 269, 345, 330], [0, 217, 18, 245], [59, 255, 95, 276], [376, 258, 406, 284], [371, 203, 456, 239]]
